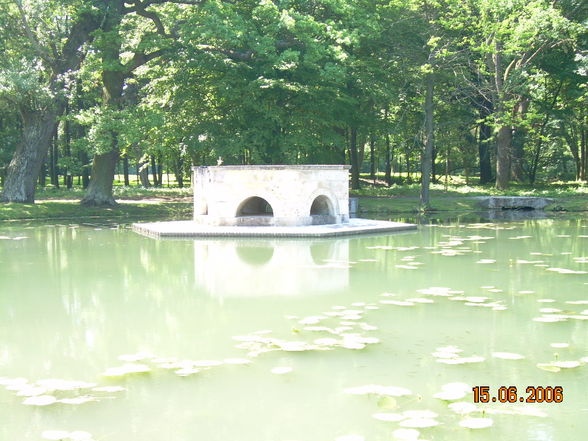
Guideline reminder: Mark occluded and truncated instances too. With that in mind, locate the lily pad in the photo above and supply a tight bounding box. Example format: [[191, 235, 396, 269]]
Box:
[[536, 363, 561, 372], [102, 363, 151, 377], [92, 386, 126, 393], [449, 402, 478, 414], [69, 431, 93, 441], [372, 412, 405, 422], [271, 367, 293, 374], [344, 384, 412, 397], [23, 395, 57, 406], [552, 361, 580, 368], [392, 428, 420, 440], [223, 358, 251, 365], [335, 435, 365, 441], [41, 431, 71, 440], [459, 417, 493, 429], [491, 352, 525, 360], [399, 418, 439, 428], [59, 396, 96, 405]]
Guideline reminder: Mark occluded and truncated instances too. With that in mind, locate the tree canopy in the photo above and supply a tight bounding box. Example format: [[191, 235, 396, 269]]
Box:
[[0, 0, 586, 204]]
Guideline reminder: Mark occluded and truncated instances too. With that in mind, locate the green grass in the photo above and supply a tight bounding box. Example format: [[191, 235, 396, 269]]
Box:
[[353, 176, 588, 214], [36, 186, 192, 201], [356, 197, 481, 214], [1, 176, 586, 221], [0, 200, 191, 222]]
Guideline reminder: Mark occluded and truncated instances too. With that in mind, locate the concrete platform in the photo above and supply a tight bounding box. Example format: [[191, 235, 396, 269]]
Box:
[[132, 218, 416, 239], [477, 196, 553, 210]]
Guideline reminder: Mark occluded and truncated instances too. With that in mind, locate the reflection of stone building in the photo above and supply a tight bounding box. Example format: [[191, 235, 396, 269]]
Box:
[[193, 239, 350, 297], [193, 165, 350, 226]]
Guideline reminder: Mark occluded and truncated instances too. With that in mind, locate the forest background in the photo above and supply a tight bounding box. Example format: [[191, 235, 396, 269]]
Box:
[[0, 0, 586, 217]]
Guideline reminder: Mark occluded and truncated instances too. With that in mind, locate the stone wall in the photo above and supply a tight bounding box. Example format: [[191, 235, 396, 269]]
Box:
[[192, 165, 350, 226]]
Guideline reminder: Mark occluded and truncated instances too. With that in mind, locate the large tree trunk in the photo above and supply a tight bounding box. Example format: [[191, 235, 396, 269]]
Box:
[[80, 2, 125, 206], [478, 122, 493, 184], [122, 155, 130, 186], [369, 133, 376, 183], [2, 8, 99, 203], [384, 107, 392, 186], [477, 98, 493, 184], [349, 127, 360, 190], [1, 109, 58, 203], [385, 131, 392, 186], [492, 42, 512, 190], [81, 150, 119, 206], [420, 73, 434, 210], [495, 125, 512, 190], [173, 153, 184, 188], [151, 155, 159, 186], [510, 98, 529, 182], [138, 156, 151, 187]]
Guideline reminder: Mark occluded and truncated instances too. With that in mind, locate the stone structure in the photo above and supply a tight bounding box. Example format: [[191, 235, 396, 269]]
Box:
[[132, 164, 417, 238], [192, 165, 350, 226], [477, 196, 553, 210]]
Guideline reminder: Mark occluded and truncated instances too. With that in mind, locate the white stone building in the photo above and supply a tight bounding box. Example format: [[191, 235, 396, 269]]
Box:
[[192, 165, 350, 226]]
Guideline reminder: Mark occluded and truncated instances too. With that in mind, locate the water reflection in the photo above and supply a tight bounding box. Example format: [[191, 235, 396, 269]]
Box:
[[193, 238, 350, 297], [479, 209, 553, 221]]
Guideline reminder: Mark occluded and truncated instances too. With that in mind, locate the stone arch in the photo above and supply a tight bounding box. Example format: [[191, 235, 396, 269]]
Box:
[[309, 193, 337, 225], [236, 196, 274, 217], [310, 195, 334, 216]]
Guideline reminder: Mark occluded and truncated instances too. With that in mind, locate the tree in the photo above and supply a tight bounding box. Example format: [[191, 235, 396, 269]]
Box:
[[0, 0, 101, 202]]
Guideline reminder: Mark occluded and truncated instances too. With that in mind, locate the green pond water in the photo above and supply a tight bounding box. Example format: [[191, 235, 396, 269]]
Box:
[[1, 217, 587, 441]]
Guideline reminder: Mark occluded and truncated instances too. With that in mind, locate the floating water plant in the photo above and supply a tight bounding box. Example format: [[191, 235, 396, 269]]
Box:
[[59, 396, 96, 405], [270, 367, 293, 374], [335, 435, 365, 441], [491, 352, 525, 360], [102, 363, 151, 377], [392, 428, 420, 440], [372, 412, 405, 422], [399, 418, 439, 428], [448, 402, 477, 414], [42, 431, 94, 441], [344, 384, 412, 397], [223, 358, 251, 365], [459, 417, 493, 429], [36, 379, 96, 391], [433, 383, 470, 401], [23, 395, 57, 406], [92, 386, 126, 393], [551, 361, 580, 368], [546, 267, 587, 274]]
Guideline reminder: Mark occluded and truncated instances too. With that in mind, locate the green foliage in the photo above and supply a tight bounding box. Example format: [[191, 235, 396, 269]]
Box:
[[0, 0, 586, 201]]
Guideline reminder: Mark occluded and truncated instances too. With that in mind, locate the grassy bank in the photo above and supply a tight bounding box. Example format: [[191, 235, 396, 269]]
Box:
[[0, 178, 586, 222], [0, 200, 191, 222], [352, 180, 588, 214]]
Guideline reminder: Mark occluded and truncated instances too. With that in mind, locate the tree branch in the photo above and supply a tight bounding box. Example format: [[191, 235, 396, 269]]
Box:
[[134, 3, 172, 37], [193, 44, 254, 61], [56, 10, 102, 73], [124, 0, 210, 12], [125, 48, 166, 73], [13, 0, 53, 65]]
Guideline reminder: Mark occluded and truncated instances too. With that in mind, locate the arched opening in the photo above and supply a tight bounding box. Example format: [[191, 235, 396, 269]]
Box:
[[236, 196, 274, 217], [310, 195, 334, 216], [310, 195, 336, 225]]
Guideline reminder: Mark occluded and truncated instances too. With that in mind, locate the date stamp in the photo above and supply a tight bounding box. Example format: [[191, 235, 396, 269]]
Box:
[[472, 386, 564, 403]]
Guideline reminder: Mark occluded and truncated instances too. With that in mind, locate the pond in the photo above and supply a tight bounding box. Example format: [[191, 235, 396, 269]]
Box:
[[1, 217, 587, 441]]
